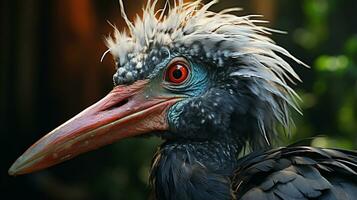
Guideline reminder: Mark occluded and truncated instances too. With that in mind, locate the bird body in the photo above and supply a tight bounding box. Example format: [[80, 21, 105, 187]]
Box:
[[9, 1, 357, 199], [151, 142, 357, 199]]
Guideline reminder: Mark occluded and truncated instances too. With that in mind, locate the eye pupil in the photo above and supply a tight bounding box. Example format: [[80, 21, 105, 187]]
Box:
[[172, 67, 183, 79]]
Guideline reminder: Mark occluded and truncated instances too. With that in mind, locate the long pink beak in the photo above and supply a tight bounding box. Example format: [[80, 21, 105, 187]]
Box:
[[9, 80, 179, 175]]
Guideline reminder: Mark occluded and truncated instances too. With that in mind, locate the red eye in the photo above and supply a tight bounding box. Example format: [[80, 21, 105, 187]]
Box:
[[165, 61, 189, 84]]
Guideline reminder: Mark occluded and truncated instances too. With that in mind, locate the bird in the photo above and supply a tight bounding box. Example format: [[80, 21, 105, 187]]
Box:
[[8, 0, 357, 199]]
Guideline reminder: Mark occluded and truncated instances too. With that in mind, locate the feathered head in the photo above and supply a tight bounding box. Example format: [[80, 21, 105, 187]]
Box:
[[104, 0, 305, 149]]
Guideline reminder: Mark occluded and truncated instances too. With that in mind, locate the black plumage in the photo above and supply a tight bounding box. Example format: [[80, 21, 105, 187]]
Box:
[[149, 140, 357, 199], [150, 139, 238, 199], [233, 146, 357, 199]]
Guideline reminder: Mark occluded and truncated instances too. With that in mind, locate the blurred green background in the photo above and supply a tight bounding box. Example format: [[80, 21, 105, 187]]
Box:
[[1, 0, 357, 199]]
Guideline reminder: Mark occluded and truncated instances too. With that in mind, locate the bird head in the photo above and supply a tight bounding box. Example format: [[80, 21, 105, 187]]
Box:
[[9, 0, 304, 175]]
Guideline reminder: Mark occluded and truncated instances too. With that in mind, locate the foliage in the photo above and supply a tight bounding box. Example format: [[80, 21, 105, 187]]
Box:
[[281, 0, 357, 149]]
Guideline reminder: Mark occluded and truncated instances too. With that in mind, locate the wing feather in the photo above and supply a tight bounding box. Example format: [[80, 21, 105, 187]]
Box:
[[233, 147, 357, 200]]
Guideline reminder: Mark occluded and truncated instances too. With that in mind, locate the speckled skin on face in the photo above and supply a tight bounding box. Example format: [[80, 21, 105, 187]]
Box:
[[112, 42, 234, 86]]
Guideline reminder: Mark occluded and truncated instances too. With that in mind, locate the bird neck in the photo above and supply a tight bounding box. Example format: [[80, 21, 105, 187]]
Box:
[[150, 137, 240, 200]]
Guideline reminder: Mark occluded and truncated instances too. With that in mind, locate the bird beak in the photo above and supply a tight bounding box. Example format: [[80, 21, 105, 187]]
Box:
[[9, 79, 180, 175]]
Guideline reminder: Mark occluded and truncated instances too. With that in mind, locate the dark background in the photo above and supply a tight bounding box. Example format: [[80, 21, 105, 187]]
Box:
[[1, 0, 357, 199]]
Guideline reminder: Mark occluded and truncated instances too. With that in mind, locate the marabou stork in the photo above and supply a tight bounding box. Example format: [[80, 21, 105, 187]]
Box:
[[9, 1, 357, 199]]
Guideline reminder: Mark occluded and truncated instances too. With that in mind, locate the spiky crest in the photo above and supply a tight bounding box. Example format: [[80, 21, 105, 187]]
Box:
[[105, 0, 306, 147]]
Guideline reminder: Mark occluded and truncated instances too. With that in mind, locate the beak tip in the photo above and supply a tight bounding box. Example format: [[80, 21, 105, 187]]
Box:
[[8, 154, 31, 176], [8, 162, 20, 176]]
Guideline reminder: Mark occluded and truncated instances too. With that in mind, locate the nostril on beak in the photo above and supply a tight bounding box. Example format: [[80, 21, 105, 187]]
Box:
[[107, 98, 129, 111], [99, 97, 130, 112]]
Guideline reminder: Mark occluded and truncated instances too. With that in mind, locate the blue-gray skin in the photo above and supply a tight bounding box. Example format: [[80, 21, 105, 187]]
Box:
[[111, 43, 357, 200]]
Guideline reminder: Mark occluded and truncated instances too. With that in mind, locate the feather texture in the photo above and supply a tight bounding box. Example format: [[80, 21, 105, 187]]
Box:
[[106, 0, 306, 147], [232, 146, 357, 199]]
